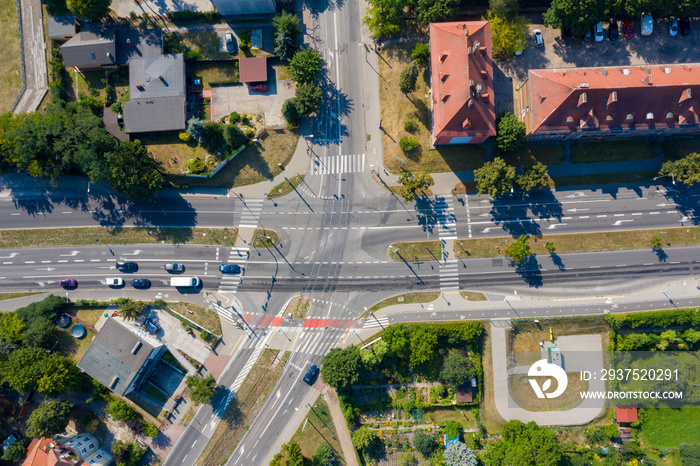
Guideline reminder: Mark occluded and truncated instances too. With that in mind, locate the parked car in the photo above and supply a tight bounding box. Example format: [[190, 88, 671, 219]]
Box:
[[680, 17, 691, 35], [60, 279, 77, 287], [225, 32, 237, 54], [130, 278, 150, 288], [641, 13, 653, 36], [670, 17, 679, 36], [594, 22, 604, 41], [106, 277, 124, 287], [164, 263, 185, 272], [248, 83, 268, 92], [143, 318, 159, 334], [623, 19, 634, 38], [533, 29, 544, 47], [584, 29, 592, 41], [608, 19, 619, 40], [303, 364, 319, 385], [219, 264, 241, 274], [116, 261, 137, 271]]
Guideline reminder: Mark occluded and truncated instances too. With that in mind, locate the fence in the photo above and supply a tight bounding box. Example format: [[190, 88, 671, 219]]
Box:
[[181, 144, 246, 179]]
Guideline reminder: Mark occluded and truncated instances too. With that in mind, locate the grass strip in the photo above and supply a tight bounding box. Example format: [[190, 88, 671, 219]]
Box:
[[388, 241, 442, 261], [362, 292, 440, 318], [290, 395, 345, 464], [267, 174, 305, 198], [460, 291, 487, 301], [160, 302, 223, 336], [0, 292, 42, 302], [286, 296, 310, 319], [0, 227, 238, 248], [252, 229, 280, 248]]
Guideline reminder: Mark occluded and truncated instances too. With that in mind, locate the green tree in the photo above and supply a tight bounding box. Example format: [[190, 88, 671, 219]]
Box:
[[200, 121, 227, 154], [484, 420, 563, 466], [516, 162, 549, 191], [186, 117, 205, 142], [272, 11, 301, 60], [657, 330, 679, 351], [111, 440, 144, 466], [0, 346, 45, 393], [321, 346, 362, 392], [275, 33, 297, 61], [651, 234, 663, 249], [490, 0, 519, 19], [417, 0, 459, 24], [660, 152, 700, 187], [497, 112, 526, 157], [360, 339, 388, 369], [409, 326, 437, 366], [0, 313, 25, 344], [351, 427, 378, 456], [474, 157, 516, 197], [413, 431, 439, 458], [411, 42, 430, 65], [0, 340, 17, 358], [105, 399, 140, 422], [543, 0, 606, 36], [23, 319, 59, 349], [312, 443, 334, 465], [488, 13, 529, 58], [398, 172, 434, 202], [505, 235, 531, 264], [283, 441, 304, 466], [105, 140, 163, 202], [441, 350, 474, 389], [289, 49, 323, 85], [119, 299, 146, 321], [444, 441, 477, 466], [399, 62, 419, 94], [383, 323, 411, 358], [37, 354, 81, 396], [679, 443, 700, 466], [223, 124, 246, 149], [282, 98, 301, 127], [66, 0, 111, 20], [364, 0, 407, 38], [682, 329, 700, 345], [1, 437, 31, 462], [295, 84, 323, 116], [545, 241, 555, 253], [604, 424, 619, 439], [398, 136, 419, 152], [186, 374, 217, 405], [26, 400, 73, 438]]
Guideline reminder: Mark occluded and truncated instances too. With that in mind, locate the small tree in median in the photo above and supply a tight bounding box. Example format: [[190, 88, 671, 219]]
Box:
[[545, 241, 556, 253], [505, 235, 531, 264], [186, 374, 217, 405], [651, 234, 663, 250]]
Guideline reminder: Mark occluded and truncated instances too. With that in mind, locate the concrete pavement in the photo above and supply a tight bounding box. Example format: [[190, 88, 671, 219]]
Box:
[[13, 0, 47, 113], [324, 387, 359, 466]]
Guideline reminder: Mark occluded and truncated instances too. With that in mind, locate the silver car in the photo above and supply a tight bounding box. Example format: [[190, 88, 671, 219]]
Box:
[[533, 29, 544, 47], [106, 277, 124, 287], [164, 263, 185, 272]]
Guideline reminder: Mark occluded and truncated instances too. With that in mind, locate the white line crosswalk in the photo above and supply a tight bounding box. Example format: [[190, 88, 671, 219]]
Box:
[[439, 259, 460, 291], [217, 246, 250, 294], [239, 199, 264, 228], [311, 154, 365, 175], [434, 195, 457, 240], [363, 315, 389, 329], [295, 329, 342, 357]]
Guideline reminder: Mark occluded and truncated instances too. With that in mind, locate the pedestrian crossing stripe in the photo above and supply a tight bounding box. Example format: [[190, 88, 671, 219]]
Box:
[[312, 154, 365, 174], [363, 316, 389, 329]]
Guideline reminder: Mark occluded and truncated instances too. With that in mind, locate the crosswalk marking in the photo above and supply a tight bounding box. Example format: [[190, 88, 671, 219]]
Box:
[[239, 199, 264, 228], [439, 259, 460, 291], [311, 154, 365, 175], [363, 316, 389, 329], [434, 195, 457, 240], [218, 246, 250, 294]]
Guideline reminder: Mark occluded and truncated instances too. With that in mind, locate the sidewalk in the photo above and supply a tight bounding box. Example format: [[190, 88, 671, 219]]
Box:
[[324, 387, 359, 466]]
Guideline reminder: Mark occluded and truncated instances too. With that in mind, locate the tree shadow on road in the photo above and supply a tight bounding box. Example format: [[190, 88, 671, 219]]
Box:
[[654, 247, 668, 262], [514, 255, 543, 288], [550, 252, 565, 271]]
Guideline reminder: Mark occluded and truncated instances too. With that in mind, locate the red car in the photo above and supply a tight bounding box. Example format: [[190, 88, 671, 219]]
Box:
[[248, 83, 268, 92], [60, 279, 77, 287], [623, 19, 634, 38]]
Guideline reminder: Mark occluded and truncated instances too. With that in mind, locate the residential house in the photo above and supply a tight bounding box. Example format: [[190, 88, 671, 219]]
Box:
[[615, 406, 638, 424], [47, 15, 79, 41], [429, 21, 495, 145], [524, 64, 700, 140], [60, 31, 116, 71], [77, 317, 166, 396], [209, 0, 275, 16], [23, 433, 113, 466], [239, 57, 268, 83]]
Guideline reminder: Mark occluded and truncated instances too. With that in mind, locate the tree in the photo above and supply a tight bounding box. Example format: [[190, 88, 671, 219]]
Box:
[[186, 117, 205, 142], [283, 441, 304, 466], [398, 172, 434, 202], [443, 441, 477, 466], [364, 0, 407, 38], [488, 13, 529, 58], [543, 0, 606, 37], [399, 62, 419, 94], [651, 233, 663, 249], [516, 162, 549, 191], [413, 431, 439, 458], [186, 374, 217, 405], [545, 241, 555, 253], [679, 443, 700, 466], [282, 98, 301, 127], [497, 112, 526, 157], [604, 424, 619, 439], [0, 340, 17, 358], [119, 299, 146, 321], [111, 440, 144, 466], [398, 136, 419, 152], [312, 443, 334, 466], [484, 420, 563, 466], [273, 11, 301, 60], [411, 43, 430, 65], [23, 319, 59, 349], [351, 427, 378, 456], [321, 346, 362, 392], [505, 235, 531, 264], [223, 124, 246, 149], [105, 399, 140, 422], [660, 152, 700, 186], [66, 0, 111, 20], [383, 324, 410, 358], [200, 121, 227, 155], [409, 326, 437, 366], [105, 140, 163, 202], [26, 400, 73, 438], [275, 33, 297, 61], [37, 354, 81, 396], [0, 346, 45, 393], [289, 49, 323, 85], [295, 84, 323, 116], [1, 437, 31, 462], [417, 0, 459, 23], [0, 313, 25, 344], [490, 0, 519, 20], [360, 339, 388, 368], [682, 329, 700, 345], [441, 350, 474, 389], [474, 157, 516, 197]]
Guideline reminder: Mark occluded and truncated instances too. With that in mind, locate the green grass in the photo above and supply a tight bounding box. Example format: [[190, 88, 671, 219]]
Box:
[[173, 30, 268, 60], [267, 174, 305, 198], [364, 292, 440, 317], [165, 302, 223, 336], [277, 63, 292, 80], [388, 241, 442, 261], [140, 132, 210, 175], [290, 396, 345, 464], [188, 61, 239, 89], [55, 325, 96, 362], [70, 306, 108, 327], [572, 140, 656, 164], [286, 296, 310, 318], [252, 229, 280, 248], [502, 145, 566, 167], [424, 406, 478, 429], [76, 70, 107, 100], [642, 408, 700, 448], [0, 0, 21, 112], [0, 292, 42, 302], [460, 291, 487, 301]]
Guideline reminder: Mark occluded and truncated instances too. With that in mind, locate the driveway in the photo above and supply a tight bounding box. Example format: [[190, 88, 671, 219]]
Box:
[[145, 307, 212, 364]]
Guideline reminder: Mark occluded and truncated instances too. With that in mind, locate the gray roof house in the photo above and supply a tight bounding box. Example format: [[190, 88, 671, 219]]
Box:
[[77, 317, 165, 397], [209, 0, 275, 15], [115, 28, 164, 65], [123, 53, 187, 134], [60, 31, 116, 70], [47, 15, 79, 41]]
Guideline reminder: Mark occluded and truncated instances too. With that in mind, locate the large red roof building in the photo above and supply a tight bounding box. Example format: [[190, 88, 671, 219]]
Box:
[[429, 21, 496, 145], [524, 64, 700, 139]]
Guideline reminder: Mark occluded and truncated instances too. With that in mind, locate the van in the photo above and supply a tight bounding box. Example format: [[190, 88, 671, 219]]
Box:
[[170, 276, 201, 287]]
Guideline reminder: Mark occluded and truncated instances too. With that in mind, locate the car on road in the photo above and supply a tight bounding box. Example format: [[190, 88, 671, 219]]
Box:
[[670, 17, 679, 36], [608, 19, 619, 40], [641, 13, 653, 36], [594, 22, 604, 41], [303, 364, 319, 385], [681, 17, 691, 36], [130, 278, 150, 288], [623, 19, 634, 38], [143, 318, 159, 334], [116, 261, 137, 271], [219, 264, 242, 274], [248, 83, 268, 92], [225, 32, 237, 54], [533, 29, 544, 47], [164, 263, 185, 272], [60, 279, 77, 287], [106, 277, 124, 287]]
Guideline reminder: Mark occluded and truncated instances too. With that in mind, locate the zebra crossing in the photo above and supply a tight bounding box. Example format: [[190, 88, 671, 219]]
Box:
[[434, 195, 457, 240], [439, 259, 460, 291], [363, 315, 389, 329], [217, 246, 250, 294], [295, 329, 341, 357], [311, 153, 365, 175], [238, 199, 264, 228]]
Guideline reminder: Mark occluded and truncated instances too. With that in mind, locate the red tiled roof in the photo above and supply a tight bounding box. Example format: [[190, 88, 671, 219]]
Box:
[[456, 385, 473, 403], [23, 438, 72, 466], [430, 21, 495, 144], [239, 57, 267, 83], [528, 64, 700, 134], [615, 406, 638, 423]]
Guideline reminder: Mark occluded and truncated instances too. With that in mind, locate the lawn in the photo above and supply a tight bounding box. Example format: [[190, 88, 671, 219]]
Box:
[[71, 306, 107, 327], [140, 132, 210, 175], [165, 302, 223, 335], [56, 325, 95, 362], [290, 396, 345, 465], [75, 70, 106, 100], [167, 30, 269, 61], [286, 296, 310, 318], [251, 228, 280, 247], [642, 407, 700, 448], [378, 44, 485, 173], [0, 0, 21, 112], [365, 292, 440, 317], [507, 317, 609, 355], [502, 144, 566, 167], [481, 325, 506, 434], [388, 240, 442, 261], [267, 174, 305, 198], [460, 291, 487, 301], [509, 373, 588, 411], [0, 292, 42, 302], [571, 140, 656, 164], [423, 406, 477, 429], [188, 61, 239, 89]]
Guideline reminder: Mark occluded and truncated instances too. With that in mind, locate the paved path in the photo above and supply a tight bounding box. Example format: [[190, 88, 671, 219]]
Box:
[[13, 0, 47, 113], [324, 387, 359, 466]]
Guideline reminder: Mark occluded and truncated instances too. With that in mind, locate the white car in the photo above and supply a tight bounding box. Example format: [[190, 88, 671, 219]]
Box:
[[594, 22, 604, 41], [106, 277, 124, 287], [670, 17, 679, 36], [533, 29, 544, 47]]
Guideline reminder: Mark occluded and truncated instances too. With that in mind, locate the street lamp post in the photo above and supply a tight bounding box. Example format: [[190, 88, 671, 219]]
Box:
[[653, 173, 676, 185]]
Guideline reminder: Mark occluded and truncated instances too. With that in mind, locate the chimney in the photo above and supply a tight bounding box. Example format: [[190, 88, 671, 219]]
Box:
[[157, 74, 163, 80], [577, 92, 587, 109], [679, 88, 692, 106], [480, 69, 488, 79], [479, 46, 488, 55], [606, 91, 617, 108], [481, 92, 489, 102]]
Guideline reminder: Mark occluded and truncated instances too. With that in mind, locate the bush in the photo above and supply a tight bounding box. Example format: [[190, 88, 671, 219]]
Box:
[[79, 411, 99, 434], [167, 10, 221, 22], [184, 50, 203, 61], [229, 111, 240, 122], [399, 136, 419, 152], [179, 132, 191, 142], [245, 128, 255, 138], [110, 101, 122, 114], [404, 119, 418, 132], [141, 423, 159, 438], [241, 114, 251, 123], [411, 42, 430, 64], [545, 241, 555, 253], [200, 330, 212, 341]]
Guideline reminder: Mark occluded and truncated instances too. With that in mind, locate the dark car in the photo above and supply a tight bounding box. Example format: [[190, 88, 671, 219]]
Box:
[[248, 83, 268, 92], [219, 264, 242, 274], [60, 279, 77, 287], [681, 18, 691, 36], [303, 364, 319, 385], [116, 261, 137, 271], [623, 19, 634, 38], [143, 318, 159, 334], [164, 263, 185, 273], [225, 32, 237, 54], [130, 278, 150, 288], [608, 19, 619, 40]]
